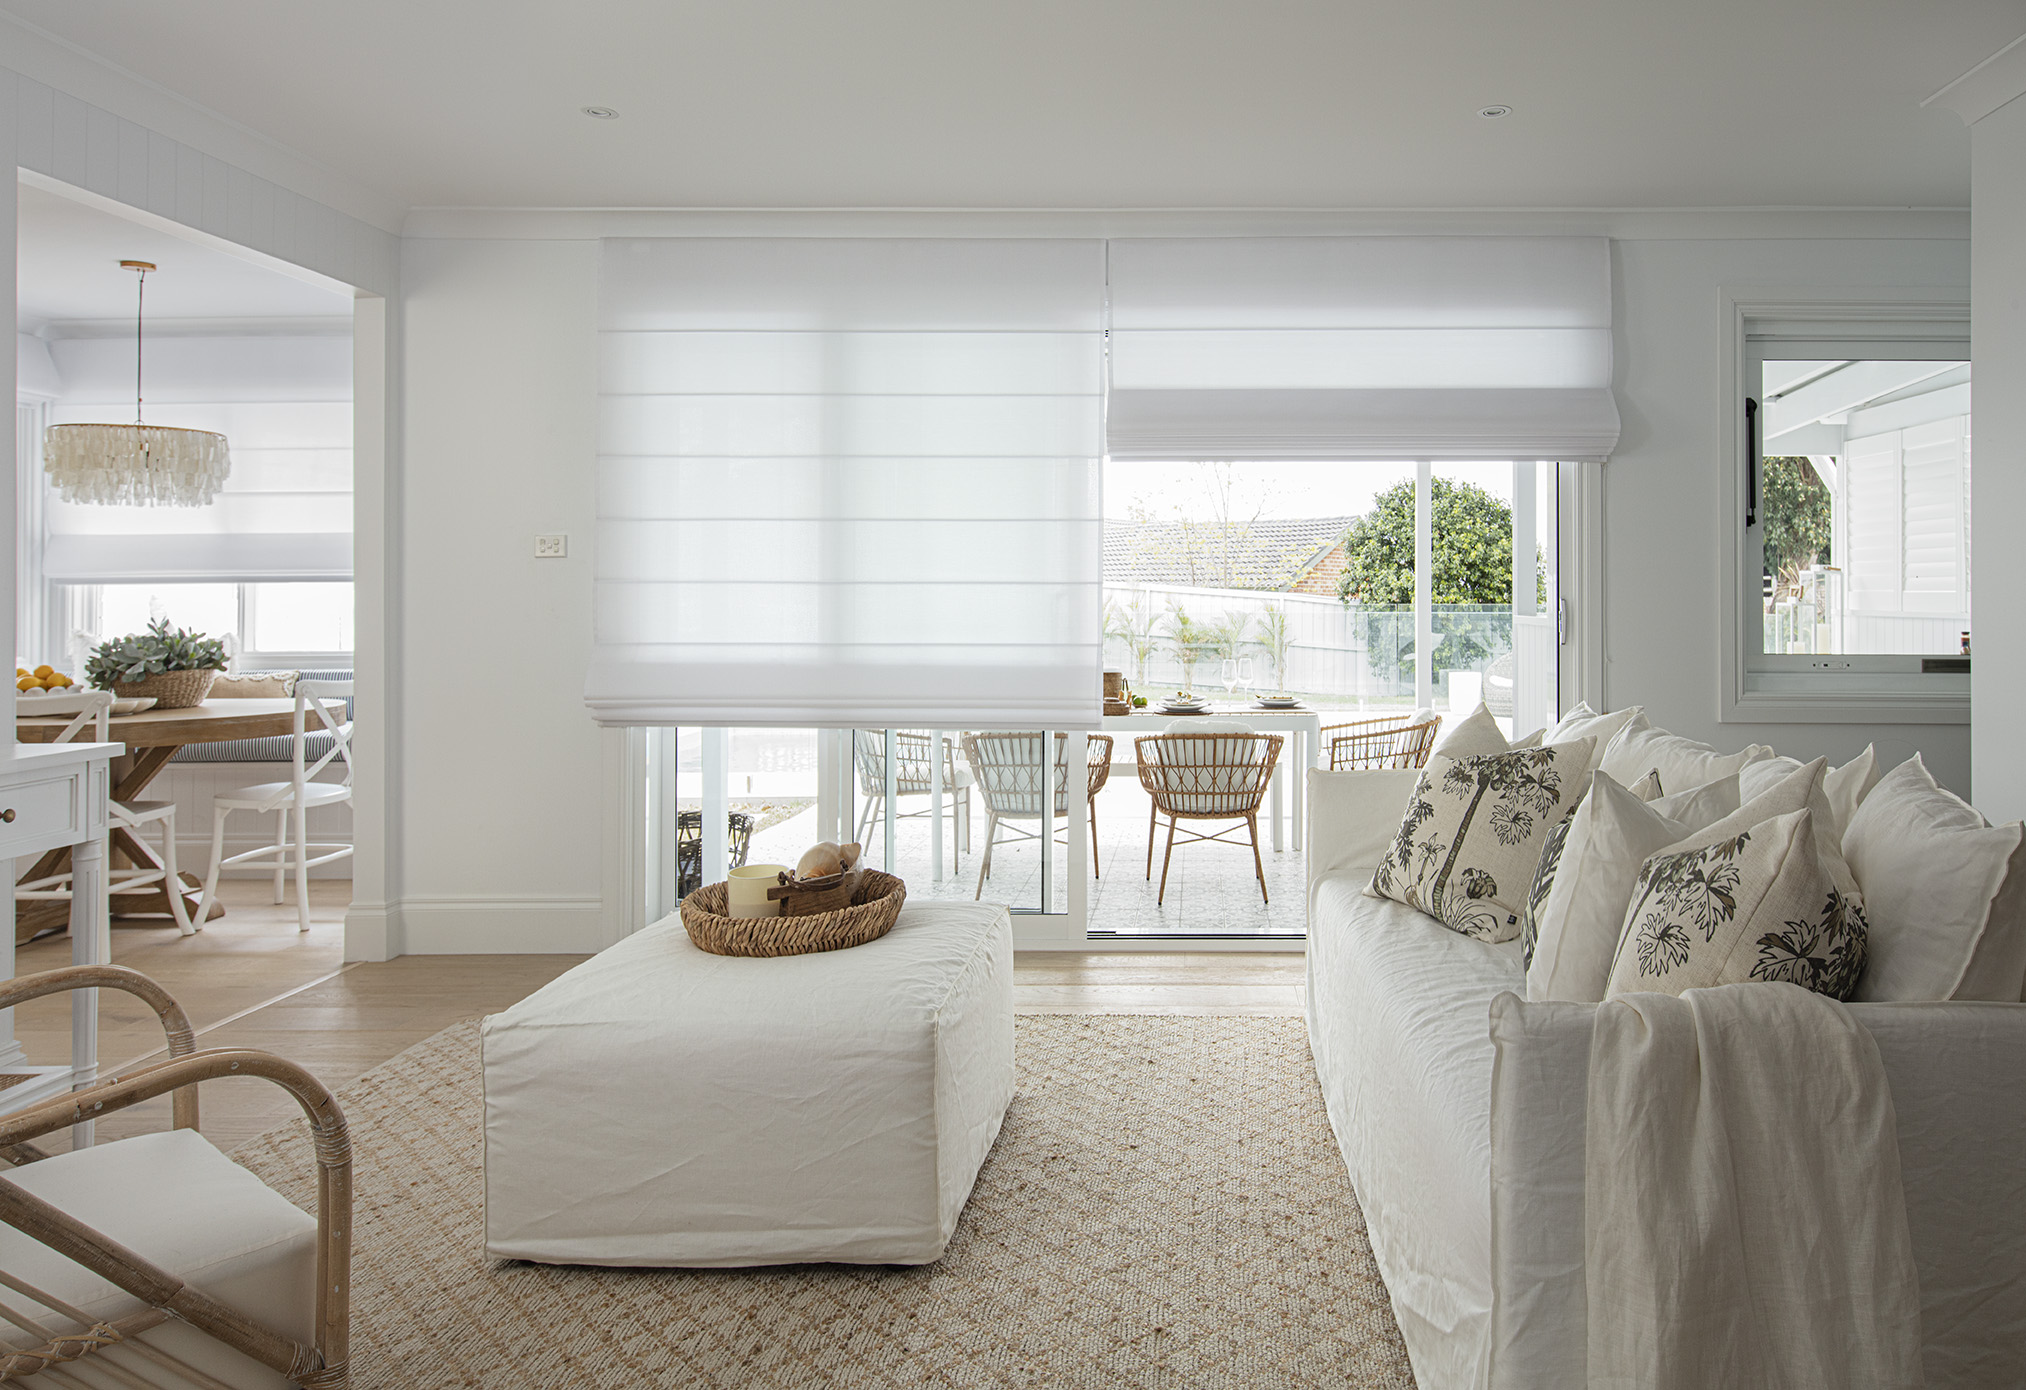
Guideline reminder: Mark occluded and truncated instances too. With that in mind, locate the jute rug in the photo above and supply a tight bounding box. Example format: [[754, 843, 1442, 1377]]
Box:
[[232, 1015, 1417, 1388]]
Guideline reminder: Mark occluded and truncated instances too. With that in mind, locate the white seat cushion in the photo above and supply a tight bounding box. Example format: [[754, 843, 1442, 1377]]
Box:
[[0, 1129, 316, 1389], [214, 781, 353, 812], [483, 902, 1015, 1267]]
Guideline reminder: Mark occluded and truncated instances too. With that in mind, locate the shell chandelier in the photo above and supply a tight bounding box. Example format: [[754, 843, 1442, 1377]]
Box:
[[44, 260, 230, 508]]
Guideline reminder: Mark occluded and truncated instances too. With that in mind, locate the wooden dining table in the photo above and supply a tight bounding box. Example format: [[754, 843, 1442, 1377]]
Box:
[[13, 698, 303, 941]]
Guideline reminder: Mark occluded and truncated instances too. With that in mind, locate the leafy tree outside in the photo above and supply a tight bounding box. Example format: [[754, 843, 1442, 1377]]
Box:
[[1760, 455, 1832, 593], [1335, 478, 1544, 681]]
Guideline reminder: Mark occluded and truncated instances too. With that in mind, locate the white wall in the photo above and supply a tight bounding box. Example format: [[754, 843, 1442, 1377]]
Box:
[[1604, 237, 1973, 795], [1971, 96, 2026, 821], [385, 220, 1975, 954], [395, 237, 604, 951]]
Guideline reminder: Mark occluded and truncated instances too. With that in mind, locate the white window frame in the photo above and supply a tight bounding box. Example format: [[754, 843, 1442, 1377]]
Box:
[[1716, 287, 1972, 725], [59, 582, 354, 674]]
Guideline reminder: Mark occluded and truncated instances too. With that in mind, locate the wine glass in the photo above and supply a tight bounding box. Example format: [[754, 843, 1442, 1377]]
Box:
[[1237, 657, 1256, 700], [1221, 658, 1239, 699]]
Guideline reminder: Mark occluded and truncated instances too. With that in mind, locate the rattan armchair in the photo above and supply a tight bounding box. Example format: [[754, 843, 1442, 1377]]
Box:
[[960, 732, 1114, 898], [1320, 712, 1443, 770], [0, 965, 350, 1389], [1134, 730, 1284, 905]]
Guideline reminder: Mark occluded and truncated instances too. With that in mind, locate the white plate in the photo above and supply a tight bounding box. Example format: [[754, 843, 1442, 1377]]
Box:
[[15, 691, 157, 717]]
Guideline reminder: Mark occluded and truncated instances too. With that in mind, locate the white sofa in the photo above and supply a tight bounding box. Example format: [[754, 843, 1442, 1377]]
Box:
[[1304, 766, 2026, 1390]]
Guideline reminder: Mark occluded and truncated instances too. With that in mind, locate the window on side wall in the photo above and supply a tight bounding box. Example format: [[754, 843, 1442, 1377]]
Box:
[[1734, 310, 1971, 722]]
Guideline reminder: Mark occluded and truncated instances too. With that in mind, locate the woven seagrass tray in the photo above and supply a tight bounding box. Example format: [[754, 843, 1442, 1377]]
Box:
[[680, 870, 907, 958]]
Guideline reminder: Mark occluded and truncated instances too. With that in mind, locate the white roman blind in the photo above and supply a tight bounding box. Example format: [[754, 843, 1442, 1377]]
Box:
[[42, 334, 353, 583], [589, 238, 1105, 727], [1106, 236, 1620, 461]]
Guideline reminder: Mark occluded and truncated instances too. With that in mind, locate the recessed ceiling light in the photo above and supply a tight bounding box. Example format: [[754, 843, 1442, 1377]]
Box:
[[1478, 105, 1512, 119], [582, 106, 620, 120]]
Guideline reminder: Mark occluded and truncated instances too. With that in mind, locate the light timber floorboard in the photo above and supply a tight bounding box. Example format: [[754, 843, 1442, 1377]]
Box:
[[6, 891, 1305, 1152]]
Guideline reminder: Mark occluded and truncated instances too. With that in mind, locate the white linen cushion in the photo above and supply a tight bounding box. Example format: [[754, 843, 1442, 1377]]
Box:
[[1521, 771, 1741, 1001], [1367, 737, 1596, 942], [1628, 768, 1664, 802], [0, 1128, 316, 1390], [1148, 724, 1276, 814], [1596, 711, 1774, 791], [1605, 807, 1868, 1000], [1548, 702, 1644, 756], [1845, 755, 2026, 1002], [1433, 702, 1511, 758], [1742, 747, 1881, 843], [483, 903, 1014, 1266]]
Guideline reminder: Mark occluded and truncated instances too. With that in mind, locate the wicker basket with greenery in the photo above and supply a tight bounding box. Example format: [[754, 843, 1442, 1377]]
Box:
[[86, 618, 229, 709]]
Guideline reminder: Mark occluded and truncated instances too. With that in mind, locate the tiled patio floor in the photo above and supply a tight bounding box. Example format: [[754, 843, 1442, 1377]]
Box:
[[748, 773, 1309, 937]]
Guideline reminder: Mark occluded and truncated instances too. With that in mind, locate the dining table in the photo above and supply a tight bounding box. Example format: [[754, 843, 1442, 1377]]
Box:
[[13, 698, 304, 942]]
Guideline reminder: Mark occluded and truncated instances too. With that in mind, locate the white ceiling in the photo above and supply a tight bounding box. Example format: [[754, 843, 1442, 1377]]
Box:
[[0, 1, 2017, 212], [15, 181, 354, 333]]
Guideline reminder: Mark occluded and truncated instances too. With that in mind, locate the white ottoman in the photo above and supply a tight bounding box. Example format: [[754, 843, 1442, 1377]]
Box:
[[481, 901, 1014, 1267]]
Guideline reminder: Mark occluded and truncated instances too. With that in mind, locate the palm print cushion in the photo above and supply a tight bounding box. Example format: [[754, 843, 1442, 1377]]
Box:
[[1366, 737, 1596, 942], [1604, 806, 1868, 1000]]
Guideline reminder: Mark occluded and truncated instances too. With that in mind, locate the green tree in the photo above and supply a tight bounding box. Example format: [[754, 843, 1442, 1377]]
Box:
[[1336, 478, 1541, 606], [1761, 455, 1832, 585]]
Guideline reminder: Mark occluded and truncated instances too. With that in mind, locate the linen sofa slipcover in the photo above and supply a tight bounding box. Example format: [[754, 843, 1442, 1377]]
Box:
[[482, 902, 1014, 1267], [1305, 767, 2026, 1390]]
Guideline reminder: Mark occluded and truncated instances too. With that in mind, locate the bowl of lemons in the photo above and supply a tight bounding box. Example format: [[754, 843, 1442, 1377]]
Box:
[[15, 665, 74, 694]]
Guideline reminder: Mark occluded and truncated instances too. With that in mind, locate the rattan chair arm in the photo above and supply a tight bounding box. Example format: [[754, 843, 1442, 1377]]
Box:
[[0, 1046, 350, 1388], [0, 966, 200, 1133]]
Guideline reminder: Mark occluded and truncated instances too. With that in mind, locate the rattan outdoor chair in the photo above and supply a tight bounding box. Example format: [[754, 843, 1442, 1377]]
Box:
[[852, 730, 973, 857], [1134, 730, 1284, 905], [0, 965, 350, 1389], [960, 732, 1114, 897], [1320, 713, 1443, 770]]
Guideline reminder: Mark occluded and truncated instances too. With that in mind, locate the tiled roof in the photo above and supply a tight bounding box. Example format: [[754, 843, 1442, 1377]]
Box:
[[1103, 516, 1355, 590]]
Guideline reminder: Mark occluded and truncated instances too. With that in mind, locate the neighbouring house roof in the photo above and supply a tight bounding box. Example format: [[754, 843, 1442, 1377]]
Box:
[[1103, 516, 1356, 591]]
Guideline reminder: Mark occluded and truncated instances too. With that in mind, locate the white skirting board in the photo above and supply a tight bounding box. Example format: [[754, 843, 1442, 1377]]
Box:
[[148, 761, 354, 879]]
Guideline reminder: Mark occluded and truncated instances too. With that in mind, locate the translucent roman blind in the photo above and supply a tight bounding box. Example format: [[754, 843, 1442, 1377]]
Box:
[[588, 238, 1105, 727], [1106, 236, 1620, 461], [42, 335, 353, 582]]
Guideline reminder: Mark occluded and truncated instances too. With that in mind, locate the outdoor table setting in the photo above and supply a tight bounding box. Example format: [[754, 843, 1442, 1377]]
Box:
[[13, 698, 304, 940], [1098, 696, 1323, 852]]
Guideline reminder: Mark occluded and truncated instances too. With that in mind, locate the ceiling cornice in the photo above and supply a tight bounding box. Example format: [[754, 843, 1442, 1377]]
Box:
[[1923, 30, 2026, 126], [0, 13, 407, 232]]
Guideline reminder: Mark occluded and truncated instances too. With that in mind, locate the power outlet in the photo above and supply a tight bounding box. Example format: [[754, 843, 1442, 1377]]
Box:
[[534, 534, 568, 559]]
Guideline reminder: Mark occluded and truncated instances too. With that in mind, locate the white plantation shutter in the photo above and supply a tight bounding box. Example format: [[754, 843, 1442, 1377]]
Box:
[[1899, 417, 1969, 614], [1839, 417, 1971, 619], [1842, 431, 1904, 614], [1105, 237, 1620, 461], [588, 238, 1105, 727]]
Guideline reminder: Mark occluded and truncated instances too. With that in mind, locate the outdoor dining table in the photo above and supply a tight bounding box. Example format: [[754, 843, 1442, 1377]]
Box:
[[13, 697, 303, 941], [1099, 702, 1324, 852]]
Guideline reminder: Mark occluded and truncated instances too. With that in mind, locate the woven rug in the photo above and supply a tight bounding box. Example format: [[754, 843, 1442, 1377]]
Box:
[[233, 1015, 1417, 1388]]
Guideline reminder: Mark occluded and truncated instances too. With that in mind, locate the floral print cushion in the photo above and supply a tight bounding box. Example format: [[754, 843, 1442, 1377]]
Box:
[[1365, 738, 1596, 942], [1605, 807, 1868, 1001]]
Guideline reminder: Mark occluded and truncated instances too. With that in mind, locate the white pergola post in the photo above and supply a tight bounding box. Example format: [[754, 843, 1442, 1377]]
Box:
[[1415, 460, 1433, 710]]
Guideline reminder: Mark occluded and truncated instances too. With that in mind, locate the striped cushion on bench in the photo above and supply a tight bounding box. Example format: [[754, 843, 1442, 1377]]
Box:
[[169, 669, 353, 765]]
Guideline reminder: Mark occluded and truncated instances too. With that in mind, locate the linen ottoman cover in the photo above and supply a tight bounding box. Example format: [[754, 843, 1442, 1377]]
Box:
[[482, 901, 1014, 1266]]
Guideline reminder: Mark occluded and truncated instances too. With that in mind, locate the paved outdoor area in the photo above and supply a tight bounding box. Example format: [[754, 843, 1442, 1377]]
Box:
[[748, 772, 1309, 937]]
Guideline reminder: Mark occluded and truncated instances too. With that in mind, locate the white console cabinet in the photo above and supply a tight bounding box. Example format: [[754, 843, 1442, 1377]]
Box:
[[0, 741, 119, 1146]]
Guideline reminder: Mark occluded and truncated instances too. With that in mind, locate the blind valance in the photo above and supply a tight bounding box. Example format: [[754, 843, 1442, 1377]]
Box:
[[1106, 236, 1620, 461], [586, 238, 1106, 728]]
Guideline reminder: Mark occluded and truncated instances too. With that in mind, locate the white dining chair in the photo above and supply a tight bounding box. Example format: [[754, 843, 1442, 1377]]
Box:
[[195, 679, 353, 933], [14, 690, 193, 933]]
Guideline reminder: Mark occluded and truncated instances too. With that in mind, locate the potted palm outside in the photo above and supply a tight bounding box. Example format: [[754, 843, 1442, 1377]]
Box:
[[85, 617, 228, 709]]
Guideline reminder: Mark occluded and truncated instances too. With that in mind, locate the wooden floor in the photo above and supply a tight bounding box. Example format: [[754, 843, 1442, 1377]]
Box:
[[9, 886, 1306, 1152]]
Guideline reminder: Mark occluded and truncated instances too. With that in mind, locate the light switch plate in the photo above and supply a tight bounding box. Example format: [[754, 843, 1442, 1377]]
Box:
[[534, 534, 568, 558]]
